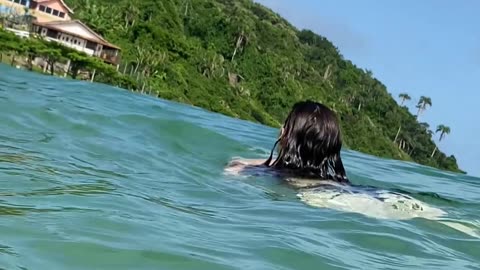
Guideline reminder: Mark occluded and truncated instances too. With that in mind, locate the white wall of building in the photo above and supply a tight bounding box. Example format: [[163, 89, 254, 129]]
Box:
[[40, 27, 95, 56], [58, 32, 87, 49]]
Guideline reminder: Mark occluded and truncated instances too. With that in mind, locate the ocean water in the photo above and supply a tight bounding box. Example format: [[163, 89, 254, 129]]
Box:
[[0, 64, 479, 270]]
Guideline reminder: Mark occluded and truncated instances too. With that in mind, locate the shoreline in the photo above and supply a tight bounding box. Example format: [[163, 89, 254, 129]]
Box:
[[0, 62, 466, 175]]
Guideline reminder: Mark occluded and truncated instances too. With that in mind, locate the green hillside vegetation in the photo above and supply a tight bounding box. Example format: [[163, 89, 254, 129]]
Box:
[[1, 0, 462, 173]]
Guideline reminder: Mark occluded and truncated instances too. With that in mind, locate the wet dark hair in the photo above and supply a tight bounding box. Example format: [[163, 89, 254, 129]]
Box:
[[264, 100, 349, 183]]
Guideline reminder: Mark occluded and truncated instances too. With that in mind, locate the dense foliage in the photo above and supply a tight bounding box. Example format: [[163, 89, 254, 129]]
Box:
[[3, 0, 463, 173]]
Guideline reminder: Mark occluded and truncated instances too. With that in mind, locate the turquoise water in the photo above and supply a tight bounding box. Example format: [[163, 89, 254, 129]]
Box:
[[1, 64, 479, 269]]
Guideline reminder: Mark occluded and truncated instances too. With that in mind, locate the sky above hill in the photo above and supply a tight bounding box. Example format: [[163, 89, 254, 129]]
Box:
[[256, 0, 480, 176]]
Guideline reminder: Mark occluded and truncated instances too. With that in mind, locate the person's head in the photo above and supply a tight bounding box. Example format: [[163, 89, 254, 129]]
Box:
[[264, 100, 349, 182]]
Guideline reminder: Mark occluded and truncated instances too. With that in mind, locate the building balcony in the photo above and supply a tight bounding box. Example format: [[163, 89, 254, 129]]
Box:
[[98, 49, 120, 65]]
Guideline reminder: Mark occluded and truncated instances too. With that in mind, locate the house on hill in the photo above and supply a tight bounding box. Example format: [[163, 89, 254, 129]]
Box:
[[32, 20, 121, 66], [29, 0, 73, 22], [0, 0, 71, 22], [1, 0, 120, 67], [0, 0, 30, 17]]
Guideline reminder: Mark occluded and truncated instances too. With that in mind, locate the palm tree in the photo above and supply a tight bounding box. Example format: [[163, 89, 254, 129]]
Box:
[[437, 125, 451, 141], [398, 93, 411, 106], [416, 96, 432, 118], [431, 125, 451, 157], [393, 93, 411, 144]]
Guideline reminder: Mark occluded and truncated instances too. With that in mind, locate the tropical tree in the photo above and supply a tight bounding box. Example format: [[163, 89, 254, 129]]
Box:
[[24, 38, 46, 71], [431, 125, 451, 157], [419, 122, 430, 131], [398, 93, 411, 106], [0, 29, 27, 66], [9, 40, 28, 67], [39, 46, 64, 75], [437, 125, 451, 141], [416, 96, 432, 118], [67, 51, 97, 79], [393, 92, 412, 143], [139, 47, 168, 93], [393, 124, 402, 144]]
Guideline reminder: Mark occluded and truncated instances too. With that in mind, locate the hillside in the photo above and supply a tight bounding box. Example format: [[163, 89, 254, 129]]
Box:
[[62, 0, 462, 173]]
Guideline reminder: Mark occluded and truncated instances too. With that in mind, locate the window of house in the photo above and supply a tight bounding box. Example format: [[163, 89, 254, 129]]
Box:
[[46, 7, 52, 14], [39, 5, 46, 12], [53, 10, 59, 16], [10, 0, 27, 5], [59, 12, 65, 18]]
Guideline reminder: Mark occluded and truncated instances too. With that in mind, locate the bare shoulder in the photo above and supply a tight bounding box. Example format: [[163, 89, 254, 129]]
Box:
[[284, 177, 341, 189], [224, 158, 266, 175]]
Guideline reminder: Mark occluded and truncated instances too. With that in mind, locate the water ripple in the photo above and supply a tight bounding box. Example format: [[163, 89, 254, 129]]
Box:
[[1, 65, 479, 270]]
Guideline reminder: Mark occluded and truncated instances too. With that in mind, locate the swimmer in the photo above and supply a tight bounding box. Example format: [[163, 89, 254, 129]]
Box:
[[226, 100, 349, 187], [225, 100, 480, 237]]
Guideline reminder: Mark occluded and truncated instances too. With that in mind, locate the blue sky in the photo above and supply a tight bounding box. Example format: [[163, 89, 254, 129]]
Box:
[[255, 0, 480, 176]]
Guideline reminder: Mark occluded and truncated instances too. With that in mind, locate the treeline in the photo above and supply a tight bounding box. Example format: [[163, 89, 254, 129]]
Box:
[[7, 0, 462, 173], [0, 29, 136, 89]]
